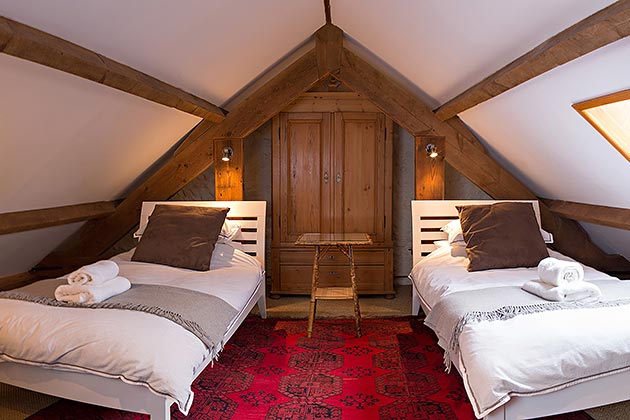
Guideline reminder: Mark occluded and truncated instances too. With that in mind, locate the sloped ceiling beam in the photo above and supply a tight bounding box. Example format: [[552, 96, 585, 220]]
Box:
[[542, 199, 630, 230], [336, 46, 630, 272], [34, 30, 332, 273], [0, 201, 118, 235], [0, 16, 225, 122], [434, 1, 630, 121]]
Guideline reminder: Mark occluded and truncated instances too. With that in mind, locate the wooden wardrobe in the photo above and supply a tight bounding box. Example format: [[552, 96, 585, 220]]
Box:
[[271, 93, 394, 296]]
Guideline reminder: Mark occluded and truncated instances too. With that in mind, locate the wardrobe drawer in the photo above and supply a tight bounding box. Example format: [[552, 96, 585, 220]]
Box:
[[279, 249, 386, 266], [278, 265, 387, 294]]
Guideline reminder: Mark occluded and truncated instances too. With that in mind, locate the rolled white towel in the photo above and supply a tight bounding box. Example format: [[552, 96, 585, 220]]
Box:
[[67, 260, 119, 285], [537, 257, 584, 287], [55, 276, 131, 304], [522, 279, 601, 304]]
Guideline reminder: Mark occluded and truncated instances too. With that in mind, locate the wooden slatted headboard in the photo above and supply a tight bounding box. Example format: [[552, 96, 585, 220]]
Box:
[[411, 200, 541, 267], [136, 201, 266, 269]]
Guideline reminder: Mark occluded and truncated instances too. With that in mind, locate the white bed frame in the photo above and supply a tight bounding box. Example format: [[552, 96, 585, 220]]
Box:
[[0, 200, 267, 420], [410, 200, 630, 420]]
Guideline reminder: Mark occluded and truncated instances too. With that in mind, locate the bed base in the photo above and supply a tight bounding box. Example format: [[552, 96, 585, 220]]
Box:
[[0, 200, 268, 420], [410, 200, 630, 420]]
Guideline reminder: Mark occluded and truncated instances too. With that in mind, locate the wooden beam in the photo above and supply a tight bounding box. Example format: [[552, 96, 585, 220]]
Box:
[[415, 135, 445, 200], [337, 46, 630, 272], [324, 0, 332, 24], [542, 199, 630, 230], [0, 272, 41, 291], [214, 138, 244, 201], [35, 48, 325, 272], [315, 23, 343, 77], [0, 16, 225, 122], [434, 1, 630, 120], [0, 201, 117, 235]]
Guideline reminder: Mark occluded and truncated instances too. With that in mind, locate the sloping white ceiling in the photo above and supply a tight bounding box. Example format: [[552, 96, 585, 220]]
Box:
[[334, 0, 616, 106], [0, 0, 324, 105]]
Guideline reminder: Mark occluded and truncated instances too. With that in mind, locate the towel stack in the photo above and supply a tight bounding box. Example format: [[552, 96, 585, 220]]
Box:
[[55, 260, 131, 304], [522, 257, 601, 303]]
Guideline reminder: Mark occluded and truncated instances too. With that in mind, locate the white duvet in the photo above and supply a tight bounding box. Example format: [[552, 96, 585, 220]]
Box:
[[410, 246, 630, 418], [0, 244, 263, 414]]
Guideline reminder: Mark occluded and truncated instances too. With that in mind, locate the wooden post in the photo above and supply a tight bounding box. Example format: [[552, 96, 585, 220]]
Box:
[[415, 135, 445, 200], [214, 138, 243, 201]]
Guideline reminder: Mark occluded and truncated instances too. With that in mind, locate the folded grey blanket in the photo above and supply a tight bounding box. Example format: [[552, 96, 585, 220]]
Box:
[[0, 279, 238, 355], [425, 280, 630, 370]]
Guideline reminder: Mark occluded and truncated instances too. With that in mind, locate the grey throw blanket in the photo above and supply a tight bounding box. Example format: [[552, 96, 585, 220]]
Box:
[[0, 279, 238, 355], [425, 280, 630, 371]]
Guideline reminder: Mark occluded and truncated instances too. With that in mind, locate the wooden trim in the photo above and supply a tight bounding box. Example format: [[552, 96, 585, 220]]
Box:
[[337, 46, 630, 272], [214, 138, 244, 201], [324, 0, 332, 24], [315, 23, 343, 77], [0, 16, 225, 121], [415, 136, 445, 200], [434, 2, 630, 121], [0, 272, 40, 291], [0, 201, 117, 235], [543, 199, 630, 230], [35, 48, 326, 272], [283, 92, 380, 113], [573, 90, 630, 162]]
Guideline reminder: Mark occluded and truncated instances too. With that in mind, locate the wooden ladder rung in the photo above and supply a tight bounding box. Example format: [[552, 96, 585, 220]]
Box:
[[315, 286, 354, 300]]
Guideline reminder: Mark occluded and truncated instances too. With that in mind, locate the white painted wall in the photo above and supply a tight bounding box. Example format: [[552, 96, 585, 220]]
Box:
[[0, 0, 323, 105]]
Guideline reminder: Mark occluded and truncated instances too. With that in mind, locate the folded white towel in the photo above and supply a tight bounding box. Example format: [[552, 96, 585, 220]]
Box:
[[67, 260, 119, 285], [55, 276, 131, 304], [537, 257, 584, 287], [522, 279, 601, 304]]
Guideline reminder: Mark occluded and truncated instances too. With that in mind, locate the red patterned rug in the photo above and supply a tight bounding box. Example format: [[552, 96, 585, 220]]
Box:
[[28, 317, 592, 420]]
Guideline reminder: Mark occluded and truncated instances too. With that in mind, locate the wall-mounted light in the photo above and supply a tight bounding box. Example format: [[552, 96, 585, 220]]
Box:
[[425, 143, 439, 158], [221, 146, 233, 162]]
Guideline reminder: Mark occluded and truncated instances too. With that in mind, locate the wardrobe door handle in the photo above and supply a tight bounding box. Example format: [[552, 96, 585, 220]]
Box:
[[323, 172, 329, 183], [336, 173, 342, 183]]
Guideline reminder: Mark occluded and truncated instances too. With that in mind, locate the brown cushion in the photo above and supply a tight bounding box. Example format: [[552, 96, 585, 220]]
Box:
[[132, 205, 229, 271], [456, 202, 548, 272]]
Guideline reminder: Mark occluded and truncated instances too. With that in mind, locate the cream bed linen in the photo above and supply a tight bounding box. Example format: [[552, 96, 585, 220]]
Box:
[[0, 244, 263, 415], [409, 246, 630, 418]]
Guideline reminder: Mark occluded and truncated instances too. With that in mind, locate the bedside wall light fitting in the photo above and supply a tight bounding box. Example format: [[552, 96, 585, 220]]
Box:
[[221, 146, 233, 162], [425, 143, 439, 158]]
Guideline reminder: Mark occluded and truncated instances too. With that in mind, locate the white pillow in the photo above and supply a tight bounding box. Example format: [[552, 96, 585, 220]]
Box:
[[219, 220, 241, 242], [433, 240, 451, 248], [441, 220, 465, 245]]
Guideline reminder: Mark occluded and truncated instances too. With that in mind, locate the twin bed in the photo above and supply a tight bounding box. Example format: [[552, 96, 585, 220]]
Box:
[[0, 201, 267, 420], [410, 200, 630, 420], [2, 199, 629, 420]]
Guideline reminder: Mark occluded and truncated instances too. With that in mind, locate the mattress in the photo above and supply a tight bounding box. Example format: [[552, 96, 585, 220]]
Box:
[[0, 243, 263, 414]]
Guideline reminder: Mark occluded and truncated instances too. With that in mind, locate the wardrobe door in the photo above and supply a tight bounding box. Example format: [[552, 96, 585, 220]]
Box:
[[333, 112, 388, 243], [278, 112, 333, 244]]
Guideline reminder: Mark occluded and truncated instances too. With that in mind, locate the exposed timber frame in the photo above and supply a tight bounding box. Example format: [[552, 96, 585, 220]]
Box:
[[434, 1, 630, 120], [32, 22, 630, 279], [543, 199, 630, 231], [0, 15, 225, 121], [0, 201, 118, 235]]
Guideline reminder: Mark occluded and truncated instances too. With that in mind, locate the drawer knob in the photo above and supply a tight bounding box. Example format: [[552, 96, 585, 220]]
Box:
[[327, 255, 335, 260], [327, 271, 338, 275]]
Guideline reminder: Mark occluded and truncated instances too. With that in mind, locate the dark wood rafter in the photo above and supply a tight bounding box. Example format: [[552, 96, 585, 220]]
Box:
[[335, 46, 630, 272], [324, 0, 332, 24], [434, 1, 630, 121], [35, 45, 330, 274], [0, 16, 225, 122], [0, 201, 118, 235], [315, 23, 343, 78], [0, 272, 44, 291], [542, 199, 630, 230]]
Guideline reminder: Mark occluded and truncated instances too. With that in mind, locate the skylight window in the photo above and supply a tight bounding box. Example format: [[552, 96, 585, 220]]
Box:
[[573, 90, 630, 162]]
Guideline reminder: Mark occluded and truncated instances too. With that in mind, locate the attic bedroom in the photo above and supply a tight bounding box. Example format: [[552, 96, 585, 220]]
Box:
[[1, 1, 629, 420]]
